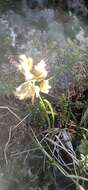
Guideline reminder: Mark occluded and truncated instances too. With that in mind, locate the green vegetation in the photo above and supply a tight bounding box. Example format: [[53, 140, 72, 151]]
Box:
[[12, 47, 88, 189], [0, 2, 88, 188]]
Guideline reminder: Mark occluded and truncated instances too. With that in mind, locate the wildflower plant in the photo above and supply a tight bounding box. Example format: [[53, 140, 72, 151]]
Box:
[[15, 55, 51, 104], [14, 55, 54, 128]]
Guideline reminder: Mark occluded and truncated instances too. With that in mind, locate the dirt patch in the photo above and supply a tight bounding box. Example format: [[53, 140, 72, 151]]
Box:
[[0, 94, 31, 163]]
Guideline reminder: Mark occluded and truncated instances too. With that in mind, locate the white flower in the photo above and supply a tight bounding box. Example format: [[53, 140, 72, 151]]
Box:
[[15, 56, 51, 103], [33, 60, 47, 81]]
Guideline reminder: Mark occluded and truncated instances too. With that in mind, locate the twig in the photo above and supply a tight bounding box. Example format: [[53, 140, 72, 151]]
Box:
[[11, 147, 39, 157], [0, 106, 21, 121], [4, 127, 12, 165], [13, 113, 30, 130]]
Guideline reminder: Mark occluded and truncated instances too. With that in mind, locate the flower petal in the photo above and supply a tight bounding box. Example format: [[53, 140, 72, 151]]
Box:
[[14, 81, 35, 100], [40, 80, 51, 94], [35, 86, 40, 97], [33, 60, 47, 81], [18, 55, 33, 77], [19, 54, 28, 63]]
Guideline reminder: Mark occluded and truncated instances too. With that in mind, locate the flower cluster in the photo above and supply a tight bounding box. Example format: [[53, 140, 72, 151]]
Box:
[[15, 55, 51, 103]]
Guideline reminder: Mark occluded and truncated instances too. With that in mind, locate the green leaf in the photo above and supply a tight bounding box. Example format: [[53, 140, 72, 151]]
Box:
[[79, 142, 88, 155], [80, 107, 88, 127], [39, 96, 51, 129], [43, 99, 55, 128]]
